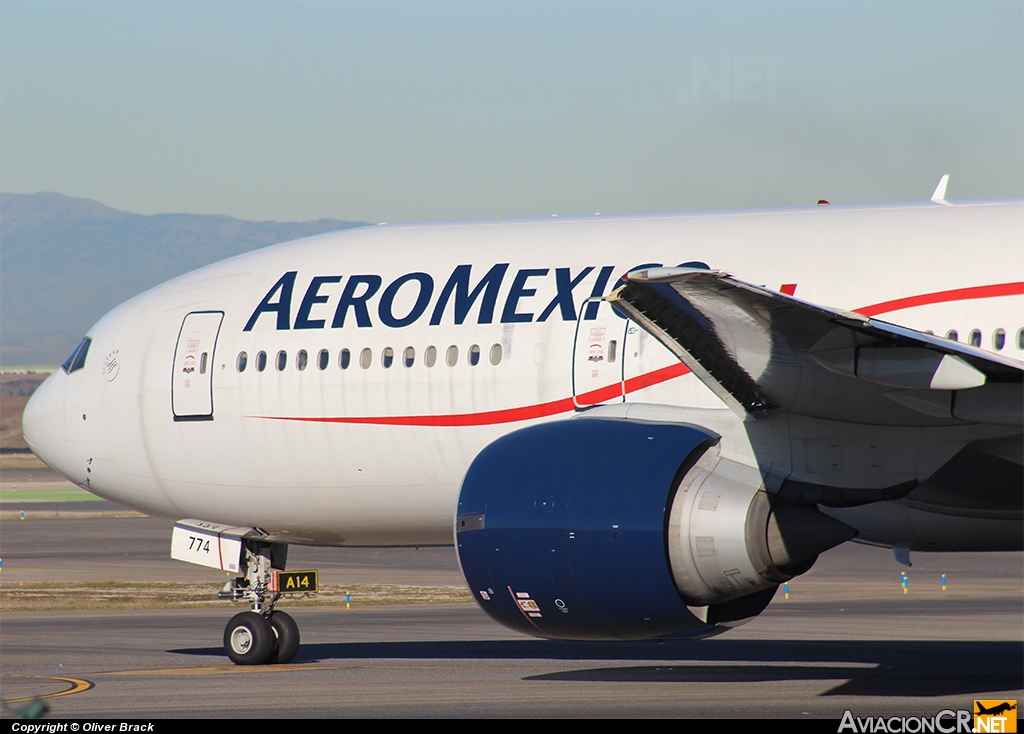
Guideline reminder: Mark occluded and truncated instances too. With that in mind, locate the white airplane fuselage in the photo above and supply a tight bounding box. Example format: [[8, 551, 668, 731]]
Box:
[[22, 201, 1024, 551]]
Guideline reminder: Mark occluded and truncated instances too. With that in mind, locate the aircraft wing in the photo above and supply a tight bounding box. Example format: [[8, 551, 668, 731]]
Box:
[[608, 267, 1023, 426]]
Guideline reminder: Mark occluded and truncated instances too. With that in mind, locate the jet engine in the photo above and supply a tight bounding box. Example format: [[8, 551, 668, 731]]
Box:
[[456, 417, 856, 640]]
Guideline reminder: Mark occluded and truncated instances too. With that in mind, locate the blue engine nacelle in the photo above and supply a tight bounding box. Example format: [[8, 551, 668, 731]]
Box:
[[456, 416, 855, 641]]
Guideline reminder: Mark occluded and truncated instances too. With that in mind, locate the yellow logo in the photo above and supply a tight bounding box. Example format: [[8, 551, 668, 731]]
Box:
[[974, 700, 1017, 733]]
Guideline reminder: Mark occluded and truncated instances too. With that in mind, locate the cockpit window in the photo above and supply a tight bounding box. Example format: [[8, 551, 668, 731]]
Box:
[[61, 337, 92, 374]]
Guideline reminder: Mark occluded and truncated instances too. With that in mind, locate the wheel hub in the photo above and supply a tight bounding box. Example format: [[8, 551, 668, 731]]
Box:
[[230, 626, 253, 654]]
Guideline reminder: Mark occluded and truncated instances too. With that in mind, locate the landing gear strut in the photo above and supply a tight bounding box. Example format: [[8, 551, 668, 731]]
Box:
[[219, 539, 300, 665]]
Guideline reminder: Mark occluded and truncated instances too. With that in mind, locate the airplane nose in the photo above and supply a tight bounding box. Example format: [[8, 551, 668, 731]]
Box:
[[22, 373, 81, 482], [22, 373, 57, 453]]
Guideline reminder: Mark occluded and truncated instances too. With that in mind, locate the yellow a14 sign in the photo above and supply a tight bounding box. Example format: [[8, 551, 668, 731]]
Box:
[[275, 570, 318, 593]]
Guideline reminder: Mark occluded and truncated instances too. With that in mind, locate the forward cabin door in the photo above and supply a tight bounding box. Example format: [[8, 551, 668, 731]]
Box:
[[572, 298, 627, 408], [172, 311, 224, 421]]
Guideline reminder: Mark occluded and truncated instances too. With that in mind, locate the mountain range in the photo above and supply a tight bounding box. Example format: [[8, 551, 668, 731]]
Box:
[[1, 192, 367, 366]]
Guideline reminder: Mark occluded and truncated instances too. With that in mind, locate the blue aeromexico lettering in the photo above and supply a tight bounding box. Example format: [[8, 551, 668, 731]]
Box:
[[294, 275, 341, 330], [538, 266, 594, 321], [244, 264, 618, 331], [430, 263, 507, 326], [243, 271, 297, 331]]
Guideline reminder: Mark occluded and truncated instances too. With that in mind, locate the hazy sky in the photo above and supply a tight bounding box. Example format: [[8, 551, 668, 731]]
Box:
[[2, 1, 1021, 223]]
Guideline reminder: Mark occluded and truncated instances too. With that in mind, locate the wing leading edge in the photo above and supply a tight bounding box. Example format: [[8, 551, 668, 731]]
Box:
[[608, 268, 1022, 427]]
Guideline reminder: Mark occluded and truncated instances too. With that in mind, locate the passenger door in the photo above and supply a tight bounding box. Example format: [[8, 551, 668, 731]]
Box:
[[572, 298, 627, 408], [171, 311, 224, 421]]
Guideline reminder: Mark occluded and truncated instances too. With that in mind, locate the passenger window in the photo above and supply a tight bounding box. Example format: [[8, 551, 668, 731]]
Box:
[[339, 348, 351, 370], [469, 344, 481, 366], [296, 350, 308, 371], [969, 329, 981, 347], [236, 352, 248, 372], [446, 345, 459, 367], [945, 330, 958, 342], [992, 329, 1005, 351], [608, 340, 618, 363], [403, 347, 415, 367], [317, 349, 329, 370], [489, 344, 502, 365], [359, 348, 372, 369], [199, 353, 208, 375], [256, 351, 267, 372], [424, 346, 437, 367], [382, 347, 394, 368], [276, 351, 288, 371], [1018, 328, 1024, 350]]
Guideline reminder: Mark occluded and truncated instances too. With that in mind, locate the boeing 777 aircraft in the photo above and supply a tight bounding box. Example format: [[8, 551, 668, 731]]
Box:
[[22, 190, 1023, 665]]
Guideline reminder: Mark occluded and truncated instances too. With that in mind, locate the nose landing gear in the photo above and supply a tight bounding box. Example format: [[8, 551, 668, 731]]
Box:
[[218, 538, 308, 665], [170, 520, 314, 666]]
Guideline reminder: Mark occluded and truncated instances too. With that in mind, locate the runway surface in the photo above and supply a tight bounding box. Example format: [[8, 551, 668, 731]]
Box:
[[2, 513, 1022, 718]]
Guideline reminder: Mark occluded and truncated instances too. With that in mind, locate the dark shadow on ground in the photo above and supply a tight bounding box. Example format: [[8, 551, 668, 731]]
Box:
[[169, 638, 1023, 697]]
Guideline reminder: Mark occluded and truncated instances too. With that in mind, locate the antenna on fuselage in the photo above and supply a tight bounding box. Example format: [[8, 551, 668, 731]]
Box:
[[930, 174, 951, 204]]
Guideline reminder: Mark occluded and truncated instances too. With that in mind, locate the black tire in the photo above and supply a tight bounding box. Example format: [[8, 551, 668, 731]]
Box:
[[267, 610, 300, 664], [224, 612, 273, 665]]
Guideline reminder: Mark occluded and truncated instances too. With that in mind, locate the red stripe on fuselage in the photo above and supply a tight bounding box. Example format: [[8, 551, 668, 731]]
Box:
[[249, 362, 691, 426], [246, 282, 1021, 427], [854, 282, 1023, 318]]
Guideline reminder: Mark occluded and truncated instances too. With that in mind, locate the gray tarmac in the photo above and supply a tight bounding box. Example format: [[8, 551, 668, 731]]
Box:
[[1, 512, 1022, 718]]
